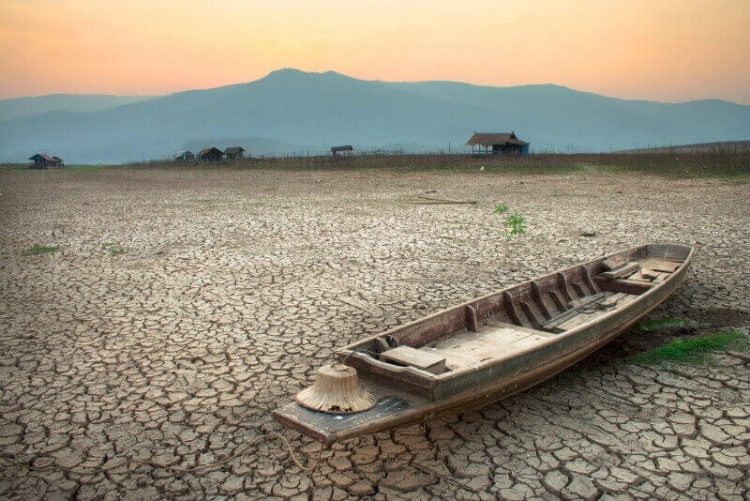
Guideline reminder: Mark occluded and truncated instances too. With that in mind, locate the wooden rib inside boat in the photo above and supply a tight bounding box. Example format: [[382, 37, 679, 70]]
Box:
[[273, 243, 694, 444]]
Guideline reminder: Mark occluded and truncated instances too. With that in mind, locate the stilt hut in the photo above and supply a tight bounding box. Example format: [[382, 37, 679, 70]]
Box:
[[197, 147, 224, 162], [331, 145, 354, 156], [466, 132, 529, 156], [224, 147, 246, 160], [173, 151, 195, 162], [28, 154, 64, 168]]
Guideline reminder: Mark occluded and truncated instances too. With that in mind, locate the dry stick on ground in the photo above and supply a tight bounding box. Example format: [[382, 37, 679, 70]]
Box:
[[337, 296, 376, 313], [412, 196, 478, 205]]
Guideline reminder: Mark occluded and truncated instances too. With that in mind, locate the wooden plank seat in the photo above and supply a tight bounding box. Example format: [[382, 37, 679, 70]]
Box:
[[381, 346, 446, 374], [597, 277, 655, 295], [542, 292, 637, 333], [599, 262, 640, 280], [421, 322, 555, 372], [636, 258, 681, 273], [551, 294, 638, 332], [596, 256, 680, 295], [597, 258, 679, 281]]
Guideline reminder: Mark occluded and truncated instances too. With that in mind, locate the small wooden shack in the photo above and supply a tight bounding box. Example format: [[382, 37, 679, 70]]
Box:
[[224, 146, 246, 160], [173, 150, 195, 162], [466, 132, 529, 156], [29, 153, 64, 169], [331, 145, 353, 156], [197, 147, 224, 162]]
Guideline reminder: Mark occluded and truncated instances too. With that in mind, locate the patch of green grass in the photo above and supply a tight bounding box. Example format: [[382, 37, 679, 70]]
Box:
[[64, 164, 106, 173], [493, 202, 509, 214], [0, 163, 108, 174], [491, 162, 586, 176], [503, 212, 527, 240], [637, 317, 687, 332], [102, 243, 126, 256], [631, 330, 747, 365], [0, 164, 32, 172], [22, 245, 59, 256], [343, 207, 368, 216], [585, 150, 750, 179], [492, 203, 527, 240]]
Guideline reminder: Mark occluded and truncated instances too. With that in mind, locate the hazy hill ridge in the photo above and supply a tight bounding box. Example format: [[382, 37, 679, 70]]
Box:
[[1, 68, 748, 164], [0, 94, 154, 122]]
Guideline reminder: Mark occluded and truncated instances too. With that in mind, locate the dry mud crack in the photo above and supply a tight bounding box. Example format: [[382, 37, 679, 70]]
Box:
[[0, 167, 749, 500]]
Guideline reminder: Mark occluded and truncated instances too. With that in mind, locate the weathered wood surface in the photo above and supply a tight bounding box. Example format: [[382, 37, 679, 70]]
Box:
[[381, 346, 446, 374], [640, 268, 660, 280], [639, 258, 682, 273], [602, 253, 630, 270], [274, 243, 694, 443], [599, 262, 640, 279]]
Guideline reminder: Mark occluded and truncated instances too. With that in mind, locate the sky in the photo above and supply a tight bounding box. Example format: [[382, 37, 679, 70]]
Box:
[[1, 0, 749, 103]]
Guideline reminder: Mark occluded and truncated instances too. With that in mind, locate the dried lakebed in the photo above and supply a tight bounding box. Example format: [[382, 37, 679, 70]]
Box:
[[0, 166, 749, 500]]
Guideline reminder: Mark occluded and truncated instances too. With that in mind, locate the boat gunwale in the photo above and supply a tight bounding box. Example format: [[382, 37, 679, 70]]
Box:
[[337, 243, 695, 385], [274, 268, 690, 445], [275, 243, 694, 444]]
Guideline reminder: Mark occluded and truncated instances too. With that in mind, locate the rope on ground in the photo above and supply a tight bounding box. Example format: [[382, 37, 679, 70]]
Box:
[[412, 462, 479, 494], [0, 455, 91, 475], [163, 431, 324, 474], [724, 350, 750, 363], [706, 349, 750, 364]]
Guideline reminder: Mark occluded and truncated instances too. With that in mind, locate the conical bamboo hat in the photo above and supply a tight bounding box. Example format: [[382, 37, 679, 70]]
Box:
[[296, 364, 376, 414]]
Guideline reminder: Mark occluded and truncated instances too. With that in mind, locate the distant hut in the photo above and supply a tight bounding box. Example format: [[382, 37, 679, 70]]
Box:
[[465, 132, 529, 156], [197, 147, 224, 162], [173, 150, 195, 162], [331, 145, 353, 156], [224, 146, 246, 160], [28, 153, 64, 169]]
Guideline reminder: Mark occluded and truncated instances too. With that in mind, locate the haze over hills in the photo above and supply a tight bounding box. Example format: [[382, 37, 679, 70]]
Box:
[[1, 69, 749, 164], [0, 94, 154, 122]]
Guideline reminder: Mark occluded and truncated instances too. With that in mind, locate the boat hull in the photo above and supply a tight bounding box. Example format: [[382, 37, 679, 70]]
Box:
[[273, 244, 693, 444]]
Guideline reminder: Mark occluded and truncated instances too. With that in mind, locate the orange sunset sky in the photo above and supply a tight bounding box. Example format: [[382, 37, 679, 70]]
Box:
[[1, 0, 749, 103]]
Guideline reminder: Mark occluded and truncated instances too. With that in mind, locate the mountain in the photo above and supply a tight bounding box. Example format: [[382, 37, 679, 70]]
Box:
[[0, 94, 154, 122], [1, 68, 749, 164]]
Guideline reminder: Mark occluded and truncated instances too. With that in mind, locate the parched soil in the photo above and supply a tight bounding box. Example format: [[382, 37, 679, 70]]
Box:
[[0, 166, 749, 500]]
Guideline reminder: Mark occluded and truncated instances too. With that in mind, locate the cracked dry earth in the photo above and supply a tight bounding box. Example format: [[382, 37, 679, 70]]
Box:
[[1, 166, 749, 500]]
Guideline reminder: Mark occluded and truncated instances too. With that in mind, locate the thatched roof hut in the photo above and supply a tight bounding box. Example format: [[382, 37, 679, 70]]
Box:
[[29, 153, 64, 168], [197, 147, 224, 162], [224, 146, 246, 160], [466, 132, 529, 156], [331, 145, 353, 156], [173, 150, 195, 162]]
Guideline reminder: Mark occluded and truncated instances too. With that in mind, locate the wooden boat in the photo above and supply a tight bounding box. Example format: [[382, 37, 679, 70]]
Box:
[[273, 243, 694, 445]]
